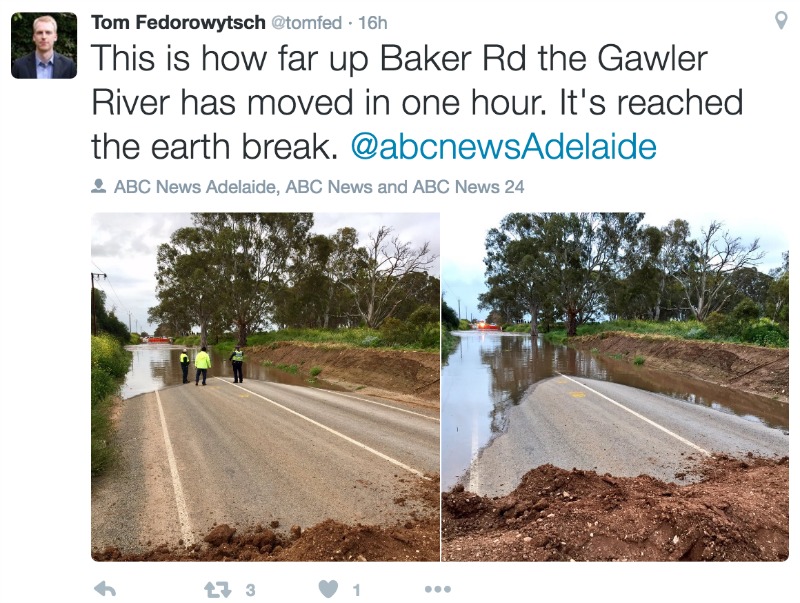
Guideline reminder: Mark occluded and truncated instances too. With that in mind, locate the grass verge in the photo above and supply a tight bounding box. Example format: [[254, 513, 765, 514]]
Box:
[[91, 334, 131, 476]]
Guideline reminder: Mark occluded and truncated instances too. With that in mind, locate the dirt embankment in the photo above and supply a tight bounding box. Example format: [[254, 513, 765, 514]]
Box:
[[247, 341, 440, 406], [443, 455, 788, 562], [570, 332, 789, 403]]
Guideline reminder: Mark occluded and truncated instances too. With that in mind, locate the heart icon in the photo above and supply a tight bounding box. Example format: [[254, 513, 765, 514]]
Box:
[[319, 580, 339, 598]]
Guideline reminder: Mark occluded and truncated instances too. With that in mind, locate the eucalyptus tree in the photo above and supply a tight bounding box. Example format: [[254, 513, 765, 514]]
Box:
[[766, 251, 789, 326], [151, 226, 226, 347], [672, 220, 764, 322], [480, 213, 643, 336], [604, 224, 663, 320], [331, 226, 437, 328], [481, 213, 551, 336], [192, 213, 314, 345], [539, 212, 644, 336]]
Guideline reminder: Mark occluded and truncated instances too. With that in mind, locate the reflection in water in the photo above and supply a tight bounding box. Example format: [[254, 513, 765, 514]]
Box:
[[122, 344, 344, 399], [441, 331, 788, 490]]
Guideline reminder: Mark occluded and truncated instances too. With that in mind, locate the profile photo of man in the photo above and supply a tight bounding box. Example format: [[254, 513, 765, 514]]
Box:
[[11, 14, 77, 79]]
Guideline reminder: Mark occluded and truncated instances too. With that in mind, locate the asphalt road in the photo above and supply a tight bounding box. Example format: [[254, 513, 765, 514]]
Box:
[[91, 378, 439, 552], [466, 375, 789, 497]]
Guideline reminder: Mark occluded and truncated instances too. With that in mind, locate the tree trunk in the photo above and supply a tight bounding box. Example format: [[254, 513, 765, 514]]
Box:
[[566, 308, 578, 337], [528, 302, 539, 337]]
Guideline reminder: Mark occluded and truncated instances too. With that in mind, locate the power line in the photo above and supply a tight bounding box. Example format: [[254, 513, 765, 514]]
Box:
[[91, 261, 145, 332]]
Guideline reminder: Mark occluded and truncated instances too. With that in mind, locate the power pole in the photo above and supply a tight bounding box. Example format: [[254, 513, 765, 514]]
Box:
[[457, 299, 461, 320], [91, 272, 107, 336]]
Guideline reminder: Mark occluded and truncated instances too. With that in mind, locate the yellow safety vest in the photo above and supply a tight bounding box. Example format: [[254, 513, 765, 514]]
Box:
[[195, 351, 211, 369]]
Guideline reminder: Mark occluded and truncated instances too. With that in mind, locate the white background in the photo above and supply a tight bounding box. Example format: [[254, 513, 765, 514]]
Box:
[[1, 2, 797, 602]]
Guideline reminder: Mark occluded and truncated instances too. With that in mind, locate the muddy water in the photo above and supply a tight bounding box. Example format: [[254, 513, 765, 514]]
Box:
[[441, 330, 788, 490], [122, 344, 341, 399]]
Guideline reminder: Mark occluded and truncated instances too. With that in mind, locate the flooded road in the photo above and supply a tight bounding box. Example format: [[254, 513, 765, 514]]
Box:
[[441, 330, 788, 490], [122, 344, 341, 399]]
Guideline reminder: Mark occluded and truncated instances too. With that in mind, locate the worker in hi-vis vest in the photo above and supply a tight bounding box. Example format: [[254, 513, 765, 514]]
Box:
[[195, 346, 212, 386], [179, 348, 190, 383], [229, 344, 244, 383]]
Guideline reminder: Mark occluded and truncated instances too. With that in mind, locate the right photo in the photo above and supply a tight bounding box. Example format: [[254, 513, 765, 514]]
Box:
[[441, 212, 789, 562]]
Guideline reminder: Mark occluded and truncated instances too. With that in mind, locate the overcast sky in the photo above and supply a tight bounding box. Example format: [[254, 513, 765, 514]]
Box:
[[91, 213, 440, 333], [441, 210, 789, 322]]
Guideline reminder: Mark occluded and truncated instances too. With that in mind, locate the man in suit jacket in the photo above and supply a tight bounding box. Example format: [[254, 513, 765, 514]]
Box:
[[11, 15, 76, 79]]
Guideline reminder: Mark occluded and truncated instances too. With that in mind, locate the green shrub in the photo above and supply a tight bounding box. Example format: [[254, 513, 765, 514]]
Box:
[[503, 323, 532, 333], [685, 325, 710, 340], [730, 299, 761, 323], [90, 334, 130, 476], [310, 366, 322, 377], [408, 304, 439, 326], [703, 312, 728, 337], [92, 333, 131, 379], [91, 366, 117, 407], [633, 355, 645, 365], [742, 318, 788, 347], [442, 326, 458, 363], [380, 315, 439, 348]]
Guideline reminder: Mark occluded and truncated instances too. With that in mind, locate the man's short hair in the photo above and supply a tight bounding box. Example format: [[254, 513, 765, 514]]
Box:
[[32, 15, 57, 33]]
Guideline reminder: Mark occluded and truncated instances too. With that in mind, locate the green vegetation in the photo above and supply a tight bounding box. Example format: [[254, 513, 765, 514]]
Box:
[[441, 327, 458, 363], [263, 360, 299, 375], [91, 334, 131, 476], [149, 214, 439, 349], [539, 317, 788, 348], [633, 355, 646, 366], [478, 213, 788, 345], [441, 297, 462, 363], [177, 322, 440, 354], [91, 289, 130, 345], [309, 366, 323, 377], [502, 323, 531, 333]]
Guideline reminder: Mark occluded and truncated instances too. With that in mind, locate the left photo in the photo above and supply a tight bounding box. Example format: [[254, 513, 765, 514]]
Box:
[[91, 212, 441, 561]]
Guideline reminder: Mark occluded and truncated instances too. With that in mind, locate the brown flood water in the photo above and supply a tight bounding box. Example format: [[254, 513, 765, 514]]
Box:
[[122, 344, 344, 400], [441, 330, 788, 490]]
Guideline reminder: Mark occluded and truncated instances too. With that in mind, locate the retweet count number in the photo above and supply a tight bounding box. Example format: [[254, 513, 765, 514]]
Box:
[[354, 584, 360, 596], [246, 584, 255, 597]]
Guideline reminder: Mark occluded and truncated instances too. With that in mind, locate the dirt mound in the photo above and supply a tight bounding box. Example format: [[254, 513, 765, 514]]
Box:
[[572, 332, 788, 402], [248, 342, 439, 404], [93, 519, 438, 562], [94, 475, 441, 562], [442, 455, 788, 561]]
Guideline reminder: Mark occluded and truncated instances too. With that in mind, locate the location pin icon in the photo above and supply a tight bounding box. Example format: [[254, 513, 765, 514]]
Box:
[[776, 11, 788, 30]]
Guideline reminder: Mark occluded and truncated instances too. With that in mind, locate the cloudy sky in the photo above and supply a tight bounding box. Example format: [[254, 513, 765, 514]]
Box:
[[91, 213, 440, 334], [441, 210, 789, 323]]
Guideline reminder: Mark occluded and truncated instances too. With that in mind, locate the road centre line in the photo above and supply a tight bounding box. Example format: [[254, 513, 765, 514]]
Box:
[[556, 373, 711, 456], [155, 389, 194, 546], [215, 378, 430, 479]]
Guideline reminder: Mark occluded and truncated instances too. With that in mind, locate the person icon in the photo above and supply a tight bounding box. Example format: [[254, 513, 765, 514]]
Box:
[[91, 179, 106, 193]]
